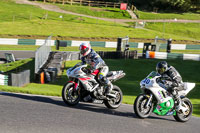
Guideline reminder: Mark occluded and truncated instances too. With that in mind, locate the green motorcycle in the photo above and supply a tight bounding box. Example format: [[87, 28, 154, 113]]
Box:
[[134, 71, 195, 122]]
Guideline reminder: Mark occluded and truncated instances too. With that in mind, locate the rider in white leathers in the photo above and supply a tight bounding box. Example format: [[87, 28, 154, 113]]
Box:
[[79, 42, 113, 95]]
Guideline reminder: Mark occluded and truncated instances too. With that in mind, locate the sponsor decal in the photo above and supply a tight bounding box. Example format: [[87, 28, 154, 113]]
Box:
[[79, 77, 92, 81], [158, 90, 164, 101]]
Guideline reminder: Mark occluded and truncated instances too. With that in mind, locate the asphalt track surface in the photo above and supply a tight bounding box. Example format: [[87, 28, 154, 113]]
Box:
[[0, 51, 35, 60], [0, 92, 200, 133]]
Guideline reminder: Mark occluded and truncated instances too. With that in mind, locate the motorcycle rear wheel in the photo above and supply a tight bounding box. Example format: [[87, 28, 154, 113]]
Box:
[[173, 97, 193, 122], [62, 83, 80, 106], [104, 85, 123, 109], [134, 94, 154, 118]]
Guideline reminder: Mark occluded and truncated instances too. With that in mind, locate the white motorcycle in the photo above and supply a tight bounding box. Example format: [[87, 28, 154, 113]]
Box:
[[134, 71, 195, 122], [62, 63, 125, 109]]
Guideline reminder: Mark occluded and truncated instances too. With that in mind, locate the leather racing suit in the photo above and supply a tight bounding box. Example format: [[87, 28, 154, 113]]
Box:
[[161, 66, 184, 109], [81, 49, 113, 94], [161, 66, 183, 92]]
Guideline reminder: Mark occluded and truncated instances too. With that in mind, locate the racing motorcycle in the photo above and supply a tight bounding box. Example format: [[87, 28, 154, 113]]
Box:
[[133, 71, 195, 122], [62, 62, 125, 109]]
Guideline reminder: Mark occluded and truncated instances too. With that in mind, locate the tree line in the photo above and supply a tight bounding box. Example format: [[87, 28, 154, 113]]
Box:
[[101, 0, 200, 12], [131, 0, 200, 12]]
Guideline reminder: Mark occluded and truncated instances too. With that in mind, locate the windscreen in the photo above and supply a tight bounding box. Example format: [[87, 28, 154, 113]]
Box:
[[147, 71, 160, 79]]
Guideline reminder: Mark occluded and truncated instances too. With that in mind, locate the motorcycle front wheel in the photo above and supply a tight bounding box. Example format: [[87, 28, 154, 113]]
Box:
[[173, 97, 193, 122], [134, 94, 154, 118], [104, 85, 123, 109], [62, 83, 80, 106]]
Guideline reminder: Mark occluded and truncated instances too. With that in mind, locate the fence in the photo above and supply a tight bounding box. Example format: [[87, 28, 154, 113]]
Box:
[[62, 50, 137, 61], [35, 36, 52, 74], [97, 51, 137, 59]]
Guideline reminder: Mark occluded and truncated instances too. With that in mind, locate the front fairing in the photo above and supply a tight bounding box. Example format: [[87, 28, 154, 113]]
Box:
[[140, 71, 172, 104], [66, 63, 87, 78], [140, 77, 160, 89], [140, 71, 161, 88]]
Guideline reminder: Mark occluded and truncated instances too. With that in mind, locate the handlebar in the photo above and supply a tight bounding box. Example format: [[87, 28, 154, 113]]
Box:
[[81, 67, 91, 74]]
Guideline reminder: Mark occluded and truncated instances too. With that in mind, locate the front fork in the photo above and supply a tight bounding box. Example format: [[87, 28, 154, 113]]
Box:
[[68, 79, 79, 91], [145, 94, 153, 109]]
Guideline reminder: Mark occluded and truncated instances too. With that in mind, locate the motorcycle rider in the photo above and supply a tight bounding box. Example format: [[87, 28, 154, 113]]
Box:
[[79, 42, 113, 96], [156, 61, 183, 111]]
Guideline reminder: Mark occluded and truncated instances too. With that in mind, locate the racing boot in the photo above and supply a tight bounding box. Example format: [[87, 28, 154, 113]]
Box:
[[172, 90, 182, 112], [175, 97, 182, 112], [105, 83, 113, 96]]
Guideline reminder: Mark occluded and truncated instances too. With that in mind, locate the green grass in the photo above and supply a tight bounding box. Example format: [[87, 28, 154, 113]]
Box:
[[136, 10, 200, 20], [0, 58, 33, 72], [2, 20, 200, 42], [0, 0, 199, 42], [0, 20, 160, 38], [0, 59, 199, 117], [0, 0, 120, 25], [0, 45, 40, 51], [0, 83, 62, 96], [145, 23, 200, 41], [57, 4, 131, 19], [0, 58, 35, 81]]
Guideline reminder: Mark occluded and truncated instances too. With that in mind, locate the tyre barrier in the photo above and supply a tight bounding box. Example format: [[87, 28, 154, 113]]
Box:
[[146, 51, 200, 61], [0, 74, 8, 85]]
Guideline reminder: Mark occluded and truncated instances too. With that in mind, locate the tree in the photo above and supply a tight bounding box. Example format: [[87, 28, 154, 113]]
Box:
[[132, 0, 198, 12]]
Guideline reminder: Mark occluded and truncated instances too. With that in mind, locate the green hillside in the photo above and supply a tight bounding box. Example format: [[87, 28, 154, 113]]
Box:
[[0, 0, 199, 42], [57, 4, 131, 19]]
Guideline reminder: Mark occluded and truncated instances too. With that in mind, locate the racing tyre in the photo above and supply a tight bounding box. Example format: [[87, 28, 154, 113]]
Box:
[[173, 97, 193, 122], [134, 94, 154, 118], [104, 85, 123, 109], [62, 83, 80, 106]]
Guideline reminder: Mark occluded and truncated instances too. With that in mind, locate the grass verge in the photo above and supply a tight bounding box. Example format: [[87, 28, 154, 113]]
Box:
[[0, 59, 199, 117], [57, 4, 131, 19], [136, 10, 200, 20], [0, 58, 33, 72], [145, 23, 200, 41], [0, 58, 35, 81]]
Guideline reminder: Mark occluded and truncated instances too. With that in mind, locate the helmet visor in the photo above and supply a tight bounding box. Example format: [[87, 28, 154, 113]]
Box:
[[80, 47, 89, 55], [156, 67, 165, 74]]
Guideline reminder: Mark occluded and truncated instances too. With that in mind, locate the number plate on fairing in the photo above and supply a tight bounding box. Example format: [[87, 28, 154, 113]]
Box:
[[142, 78, 151, 85]]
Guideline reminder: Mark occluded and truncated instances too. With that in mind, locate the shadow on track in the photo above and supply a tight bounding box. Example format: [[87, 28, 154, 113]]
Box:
[[0, 92, 175, 122]]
